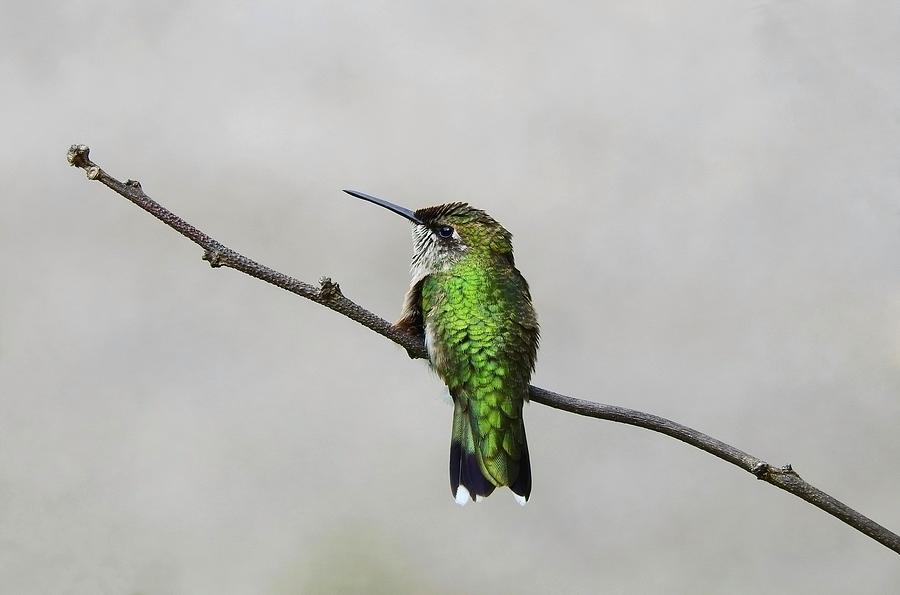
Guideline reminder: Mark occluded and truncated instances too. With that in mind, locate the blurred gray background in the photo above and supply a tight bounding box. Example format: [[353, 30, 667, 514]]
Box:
[[2, 1, 899, 593]]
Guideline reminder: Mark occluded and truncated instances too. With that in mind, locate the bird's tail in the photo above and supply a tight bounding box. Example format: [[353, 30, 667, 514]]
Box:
[[449, 399, 531, 505]]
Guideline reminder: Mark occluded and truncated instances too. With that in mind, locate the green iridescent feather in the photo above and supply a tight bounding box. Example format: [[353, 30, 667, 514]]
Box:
[[346, 189, 539, 504], [401, 203, 538, 502]]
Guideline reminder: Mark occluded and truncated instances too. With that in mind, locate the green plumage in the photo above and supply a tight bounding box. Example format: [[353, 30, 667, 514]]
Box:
[[346, 190, 538, 504], [422, 255, 534, 491], [397, 202, 539, 504]]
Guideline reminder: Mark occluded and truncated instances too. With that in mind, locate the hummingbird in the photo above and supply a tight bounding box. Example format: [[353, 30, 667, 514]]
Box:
[[345, 190, 539, 505]]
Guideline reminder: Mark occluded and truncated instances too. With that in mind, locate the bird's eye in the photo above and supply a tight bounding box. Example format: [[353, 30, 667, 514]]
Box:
[[437, 225, 454, 238]]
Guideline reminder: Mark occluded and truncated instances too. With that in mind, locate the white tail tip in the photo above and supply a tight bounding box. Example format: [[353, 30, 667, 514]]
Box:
[[454, 486, 472, 506], [513, 493, 528, 506]]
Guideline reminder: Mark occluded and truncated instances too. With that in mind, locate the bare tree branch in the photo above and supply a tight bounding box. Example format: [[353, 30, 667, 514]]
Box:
[[66, 144, 900, 555]]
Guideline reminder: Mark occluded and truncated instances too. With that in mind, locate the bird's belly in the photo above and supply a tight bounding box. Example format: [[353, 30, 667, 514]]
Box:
[[425, 316, 505, 392], [424, 320, 456, 376]]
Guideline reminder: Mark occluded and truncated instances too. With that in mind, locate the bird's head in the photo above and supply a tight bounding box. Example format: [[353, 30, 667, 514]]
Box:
[[345, 190, 514, 279]]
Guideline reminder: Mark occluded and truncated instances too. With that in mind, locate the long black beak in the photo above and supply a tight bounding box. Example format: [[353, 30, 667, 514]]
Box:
[[343, 189, 425, 225]]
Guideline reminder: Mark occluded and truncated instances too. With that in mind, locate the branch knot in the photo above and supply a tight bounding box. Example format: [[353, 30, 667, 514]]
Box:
[[202, 249, 225, 268], [752, 462, 769, 479], [319, 277, 342, 301]]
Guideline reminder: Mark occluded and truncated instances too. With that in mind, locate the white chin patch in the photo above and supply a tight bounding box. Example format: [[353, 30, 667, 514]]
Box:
[[454, 486, 472, 506], [513, 493, 528, 506]]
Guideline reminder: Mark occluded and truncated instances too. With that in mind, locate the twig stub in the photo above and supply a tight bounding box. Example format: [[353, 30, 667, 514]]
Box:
[[202, 249, 225, 268], [752, 462, 769, 479], [318, 277, 342, 300], [66, 144, 91, 168]]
